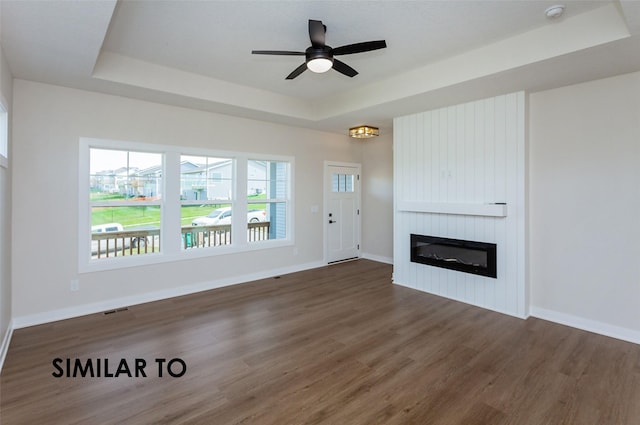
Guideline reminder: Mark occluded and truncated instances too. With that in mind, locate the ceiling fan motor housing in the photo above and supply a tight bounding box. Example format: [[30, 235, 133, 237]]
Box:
[[306, 46, 333, 63]]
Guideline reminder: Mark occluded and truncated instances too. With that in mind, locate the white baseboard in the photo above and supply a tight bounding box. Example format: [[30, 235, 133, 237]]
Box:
[[361, 252, 393, 265], [0, 320, 14, 372], [530, 306, 640, 345], [13, 260, 325, 329]]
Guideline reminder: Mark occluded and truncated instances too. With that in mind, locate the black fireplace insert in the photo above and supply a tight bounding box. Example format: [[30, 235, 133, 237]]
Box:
[[410, 234, 497, 278]]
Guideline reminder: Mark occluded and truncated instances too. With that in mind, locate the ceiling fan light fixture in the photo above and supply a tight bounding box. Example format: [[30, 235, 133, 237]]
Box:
[[307, 57, 333, 73], [349, 125, 379, 139]]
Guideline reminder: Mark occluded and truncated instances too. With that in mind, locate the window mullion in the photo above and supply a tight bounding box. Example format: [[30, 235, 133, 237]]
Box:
[[234, 156, 248, 248], [249, 198, 287, 204], [163, 151, 181, 256], [90, 200, 162, 208]]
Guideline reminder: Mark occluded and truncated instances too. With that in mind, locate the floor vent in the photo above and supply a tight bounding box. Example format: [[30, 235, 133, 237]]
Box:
[[328, 257, 358, 265], [103, 307, 129, 315]]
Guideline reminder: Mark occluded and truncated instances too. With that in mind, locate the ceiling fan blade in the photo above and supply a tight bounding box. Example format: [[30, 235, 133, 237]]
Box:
[[252, 50, 305, 56], [332, 59, 358, 78], [286, 63, 308, 80], [332, 40, 387, 56], [309, 19, 326, 47]]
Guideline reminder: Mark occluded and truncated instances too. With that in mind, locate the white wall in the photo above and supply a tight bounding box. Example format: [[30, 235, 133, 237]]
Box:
[[11, 79, 364, 323], [393, 92, 527, 318], [0, 12, 14, 365], [361, 132, 393, 263], [529, 72, 640, 342]]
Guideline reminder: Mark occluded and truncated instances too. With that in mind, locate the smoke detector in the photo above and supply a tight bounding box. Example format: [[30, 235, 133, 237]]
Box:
[[545, 5, 565, 19]]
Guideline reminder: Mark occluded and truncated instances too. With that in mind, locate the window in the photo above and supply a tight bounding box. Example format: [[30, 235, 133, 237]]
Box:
[[89, 148, 162, 259], [180, 155, 233, 250], [80, 139, 293, 272], [332, 173, 354, 193], [0, 100, 7, 169], [248, 159, 290, 242]]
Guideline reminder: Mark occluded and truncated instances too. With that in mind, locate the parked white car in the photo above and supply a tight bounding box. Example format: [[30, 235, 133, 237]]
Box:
[[192, 207, 266, 226], [91, 223, 124, 233], [91, 223, 150, 255]]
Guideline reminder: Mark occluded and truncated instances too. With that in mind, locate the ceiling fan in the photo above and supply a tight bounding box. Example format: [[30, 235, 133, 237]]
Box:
[[252, 19, 387, 80]]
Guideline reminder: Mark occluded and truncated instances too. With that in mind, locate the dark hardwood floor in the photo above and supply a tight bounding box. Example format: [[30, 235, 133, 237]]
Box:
[[1, 259, 639, 424]]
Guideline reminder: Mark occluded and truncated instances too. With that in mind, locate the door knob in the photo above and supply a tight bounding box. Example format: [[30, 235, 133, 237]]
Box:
[[329, 220, 336, 224]]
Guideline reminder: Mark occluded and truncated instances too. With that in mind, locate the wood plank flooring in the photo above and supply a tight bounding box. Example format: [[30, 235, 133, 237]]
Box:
[[1, 259, 639, 424]]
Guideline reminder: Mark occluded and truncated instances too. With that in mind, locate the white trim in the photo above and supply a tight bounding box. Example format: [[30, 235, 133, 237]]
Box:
[[90, 201, 162, 208], [361, 252, 394, 265], [247, 157, 294, 246], [13, 261, 325, 329], [0, 95, 8, 163], [0, 320, 14, 372], [530, 306, 640, 345]]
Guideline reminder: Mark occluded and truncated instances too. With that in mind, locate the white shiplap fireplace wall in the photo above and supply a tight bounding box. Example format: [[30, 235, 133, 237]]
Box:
[[393, 92, 527, 318]]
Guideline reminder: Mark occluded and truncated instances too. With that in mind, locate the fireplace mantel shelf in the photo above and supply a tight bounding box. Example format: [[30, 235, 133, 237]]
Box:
[[397, 201, 507, 217]]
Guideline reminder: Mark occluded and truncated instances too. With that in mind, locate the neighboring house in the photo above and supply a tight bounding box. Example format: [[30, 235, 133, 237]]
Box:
[[134, 164, 162, 198], [93, 160, 221, 199], [91, 166, 138, 196], [123, 160, 201, 198], [247, 160, 267, 196], [180, 159, 267, 201]]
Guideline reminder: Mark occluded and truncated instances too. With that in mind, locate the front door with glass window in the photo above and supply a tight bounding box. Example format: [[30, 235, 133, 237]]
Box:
[[325, 163, 361, 263]]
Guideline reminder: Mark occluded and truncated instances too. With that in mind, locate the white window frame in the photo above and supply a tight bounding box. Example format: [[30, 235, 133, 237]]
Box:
[[79, 138, 294, 273], [0, 97, 8, 169], [179, 152, 235, 251], [79, 138, 168, 273], [247, 158, 292, 245]]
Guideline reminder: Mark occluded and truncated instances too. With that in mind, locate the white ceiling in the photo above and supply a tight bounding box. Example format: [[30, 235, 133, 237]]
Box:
[[3, 0, 640, 136]]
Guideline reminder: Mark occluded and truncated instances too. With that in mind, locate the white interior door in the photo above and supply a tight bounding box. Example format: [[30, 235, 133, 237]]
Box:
[[326, 164, 360, 263]]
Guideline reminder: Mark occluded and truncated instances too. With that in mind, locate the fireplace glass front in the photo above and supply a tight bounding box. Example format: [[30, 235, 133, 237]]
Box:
[[410, 234, 497, 278]]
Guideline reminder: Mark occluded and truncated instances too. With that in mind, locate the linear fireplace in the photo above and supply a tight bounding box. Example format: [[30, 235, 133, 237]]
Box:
[[410, 234, 497, 278]]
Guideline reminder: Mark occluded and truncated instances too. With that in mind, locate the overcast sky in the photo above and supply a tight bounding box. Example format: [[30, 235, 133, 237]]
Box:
[[90, 149, 228, 174]]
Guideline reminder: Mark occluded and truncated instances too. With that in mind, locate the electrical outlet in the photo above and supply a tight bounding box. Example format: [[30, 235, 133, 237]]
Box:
[[70, 279, 79, 292]]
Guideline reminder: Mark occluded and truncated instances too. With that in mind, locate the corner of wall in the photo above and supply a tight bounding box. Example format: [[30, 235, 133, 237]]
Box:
[[0, 319, 14, 372], [523, 91, 531, 319], [0, 27, 15, 372]]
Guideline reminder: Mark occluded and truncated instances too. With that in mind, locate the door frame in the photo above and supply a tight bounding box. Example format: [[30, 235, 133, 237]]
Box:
[[323, 161, 362, 264]]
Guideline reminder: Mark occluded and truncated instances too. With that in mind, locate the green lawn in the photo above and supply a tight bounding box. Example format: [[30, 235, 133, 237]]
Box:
[[92, 206, 162, 228], [92, 205, 231, 228], [91, 196, 266, 228], [90, 192, 127, 201]]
